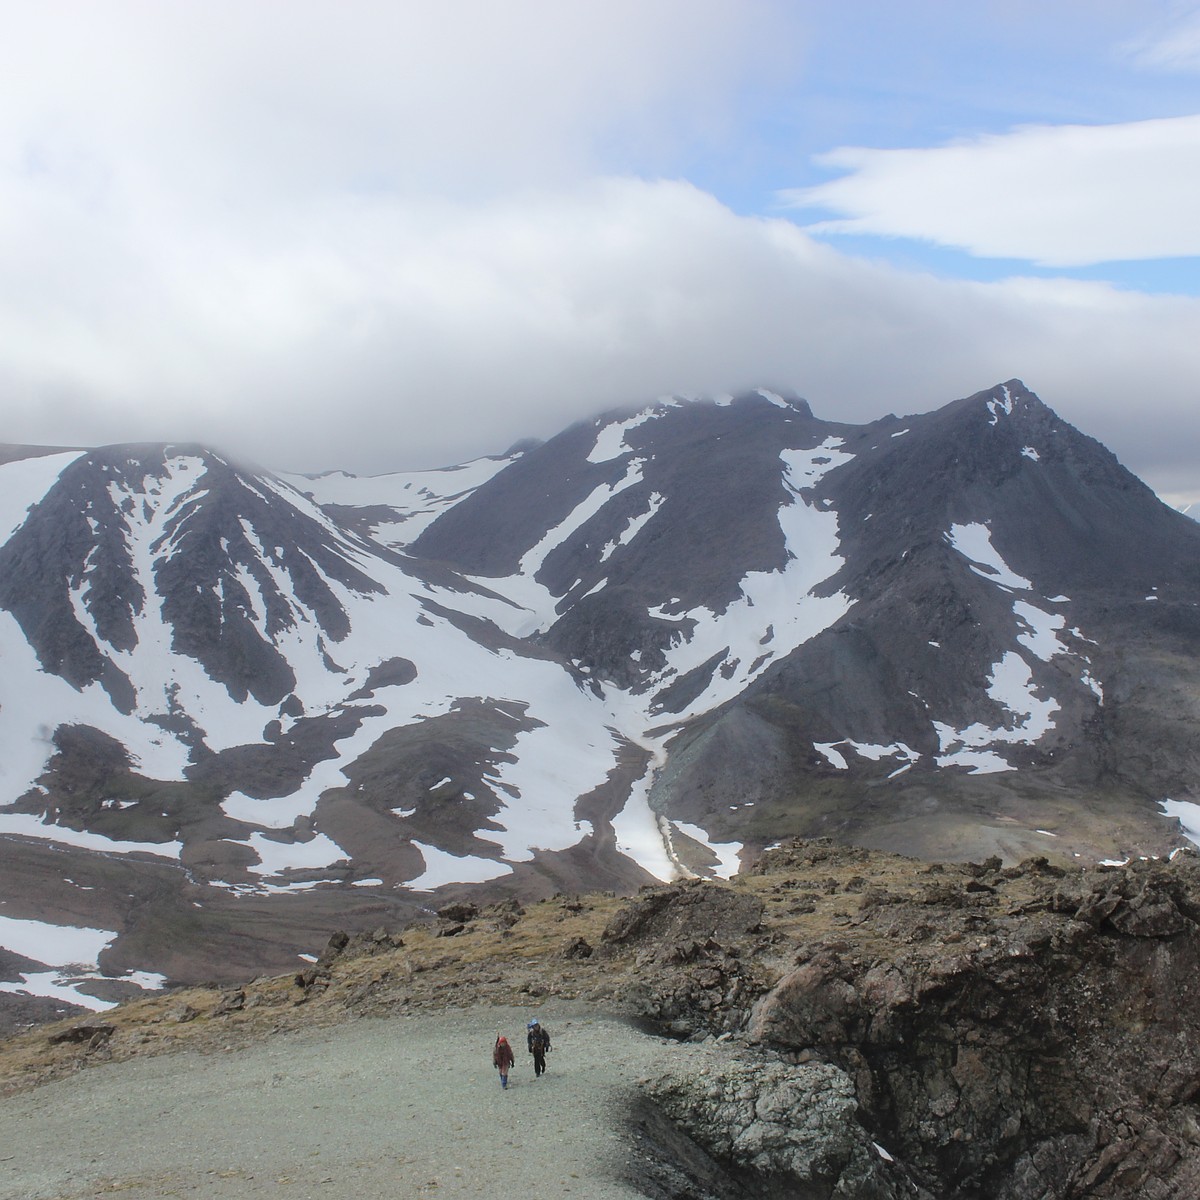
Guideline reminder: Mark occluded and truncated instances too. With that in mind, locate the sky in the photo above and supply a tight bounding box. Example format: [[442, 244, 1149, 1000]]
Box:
[[1, 1, 1198, 504]]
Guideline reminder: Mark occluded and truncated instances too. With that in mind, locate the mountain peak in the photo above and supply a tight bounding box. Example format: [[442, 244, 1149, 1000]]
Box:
[[733, 388, 814, 418], [4, 379, 1200, 1028]]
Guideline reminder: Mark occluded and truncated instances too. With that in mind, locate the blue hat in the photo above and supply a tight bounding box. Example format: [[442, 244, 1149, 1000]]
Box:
[[528, 1018, 539, 1027]]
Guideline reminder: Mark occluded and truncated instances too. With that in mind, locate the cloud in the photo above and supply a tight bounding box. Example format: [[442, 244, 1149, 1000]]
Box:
[[0, 2, 1199, 506], [1125, 7, 1200, 72], [0, 0, 799, 200], [2, 171, 1199, 499], [784, 114, 1200, 267]]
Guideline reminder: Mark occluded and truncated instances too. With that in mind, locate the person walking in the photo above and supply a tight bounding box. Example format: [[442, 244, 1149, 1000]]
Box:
[[493, 1035, 515, 1088], [527, 1018, 551, 1077]]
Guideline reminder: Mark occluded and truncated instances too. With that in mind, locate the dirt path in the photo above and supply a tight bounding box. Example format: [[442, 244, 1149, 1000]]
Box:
[[0, 1005, 680, 1200]]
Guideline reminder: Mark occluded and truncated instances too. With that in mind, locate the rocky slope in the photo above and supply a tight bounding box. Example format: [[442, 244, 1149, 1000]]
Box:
[[7, 840, 1200, 1199], [3, 378, 1200, 1018]]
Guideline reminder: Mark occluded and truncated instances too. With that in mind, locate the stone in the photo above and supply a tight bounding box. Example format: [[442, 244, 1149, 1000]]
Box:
[[212, 989, 246, 1016], [436, 902, 479, 924], [48, 1021, 114, 1046], [560, 936, 593, 959], [640, 1046, 925, 1198], [601, 879, 764, 947]]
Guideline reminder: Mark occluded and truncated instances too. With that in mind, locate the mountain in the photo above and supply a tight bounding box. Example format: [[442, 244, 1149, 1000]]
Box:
[[3, 380, 1200, 1022]]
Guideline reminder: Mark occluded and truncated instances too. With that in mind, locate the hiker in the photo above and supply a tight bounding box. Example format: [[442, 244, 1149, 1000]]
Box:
[[493, 1034, 515, 1089], [527, 1018, 551, 1077]]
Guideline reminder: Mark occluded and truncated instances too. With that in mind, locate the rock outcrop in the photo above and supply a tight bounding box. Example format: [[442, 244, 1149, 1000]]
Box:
[[745, 848, 1200, 1198], [635, 1044, 928, 1199], [601, 878, 768, 1037]]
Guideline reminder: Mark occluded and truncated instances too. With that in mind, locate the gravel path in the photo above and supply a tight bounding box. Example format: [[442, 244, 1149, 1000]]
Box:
[[0, 1005, 680, 1200]]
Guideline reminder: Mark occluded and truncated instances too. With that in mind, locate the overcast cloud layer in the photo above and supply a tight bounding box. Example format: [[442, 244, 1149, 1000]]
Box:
[[1, 1, 1198, 504]]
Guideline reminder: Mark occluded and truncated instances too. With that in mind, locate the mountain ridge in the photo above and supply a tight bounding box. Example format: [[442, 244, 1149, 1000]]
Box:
[[2, 378, 1199, 1019]]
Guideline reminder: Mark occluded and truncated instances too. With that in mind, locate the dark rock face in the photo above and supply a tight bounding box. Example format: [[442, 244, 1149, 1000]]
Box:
[[600, 880, 768, 1037], [413, 393, 814, 614], [0, 445, 384, 708], [646, 382, 1200, 858], [747, 851, 1200, 1199]]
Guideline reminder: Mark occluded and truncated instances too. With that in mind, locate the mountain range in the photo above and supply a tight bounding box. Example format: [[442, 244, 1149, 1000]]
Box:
[[3, 378, 1199, 1022]]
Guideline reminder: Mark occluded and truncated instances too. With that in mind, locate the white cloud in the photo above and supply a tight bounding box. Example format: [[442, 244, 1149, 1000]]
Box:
[[1126, 8, 1200, 71], [0, 1, 1198, 508], [786, 114, 1200, 267], [0, 0, 797, 200], [2, 173, 1199, 499]]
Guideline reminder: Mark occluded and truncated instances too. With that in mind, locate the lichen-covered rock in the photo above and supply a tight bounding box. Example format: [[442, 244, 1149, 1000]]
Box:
[[747, 852, 1200, 1199], [641, 1046, 927, 1199]]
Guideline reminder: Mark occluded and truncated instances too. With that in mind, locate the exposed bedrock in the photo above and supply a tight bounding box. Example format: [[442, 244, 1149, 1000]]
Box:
[[632, 1047, 927, 1199], [600, 847, 1200, 1197], [746, 852, 1200, 1198]]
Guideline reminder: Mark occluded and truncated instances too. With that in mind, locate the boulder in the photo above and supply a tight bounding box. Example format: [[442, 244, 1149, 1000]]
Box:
[[640, 1045, 926, 1198], [602, 879, 763, 947], [436, 902, 479, 924], [561, 936, 593, 960], [48, 1021, 115, 1046]]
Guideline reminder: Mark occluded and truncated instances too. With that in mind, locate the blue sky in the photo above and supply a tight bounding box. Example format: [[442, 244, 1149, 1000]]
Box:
[[0, 1, 1198, 502], [715, 4, 1200, 292]]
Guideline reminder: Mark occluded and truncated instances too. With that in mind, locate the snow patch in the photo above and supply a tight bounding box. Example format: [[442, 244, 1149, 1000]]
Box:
[[597, 492, 664, 564], [1163, 799, 1200, 847], [0, 810, 183, 859], [814, 743, 849, 770], [407, 841, 511, 889], [947, 523, 1033, 590], [933, 652, 1057, 773], [0, 451, 86, 540], [612, 753, 677, 883], [671, 821, 742, 880], [817, 739, 920, 771], [636, 440, 854, 725], [221, 790, 314, 830], [986, 386, 1015, 425], [755, 389, 792, 409], [0, 913, 127, 1012], [1081, 669, 1104, 703], [228, 830, 351, 878], [587, 412, 655, 463], [1013, 600, 1067, 662]]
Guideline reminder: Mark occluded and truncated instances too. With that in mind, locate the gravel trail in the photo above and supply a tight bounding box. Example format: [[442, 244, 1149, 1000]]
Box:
[[0, 1005, 680, 1200]]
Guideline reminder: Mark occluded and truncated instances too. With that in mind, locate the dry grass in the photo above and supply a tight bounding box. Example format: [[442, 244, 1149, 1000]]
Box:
[[0, 841, 1077, 1097]]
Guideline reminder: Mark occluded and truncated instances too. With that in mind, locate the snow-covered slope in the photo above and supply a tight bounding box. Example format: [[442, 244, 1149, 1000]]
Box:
[[3, 381, 1200, 1018], [284, 451, 520, 550]]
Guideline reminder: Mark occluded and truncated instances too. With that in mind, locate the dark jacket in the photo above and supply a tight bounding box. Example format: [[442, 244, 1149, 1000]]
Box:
[[527, 1025, 551, 1054]]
